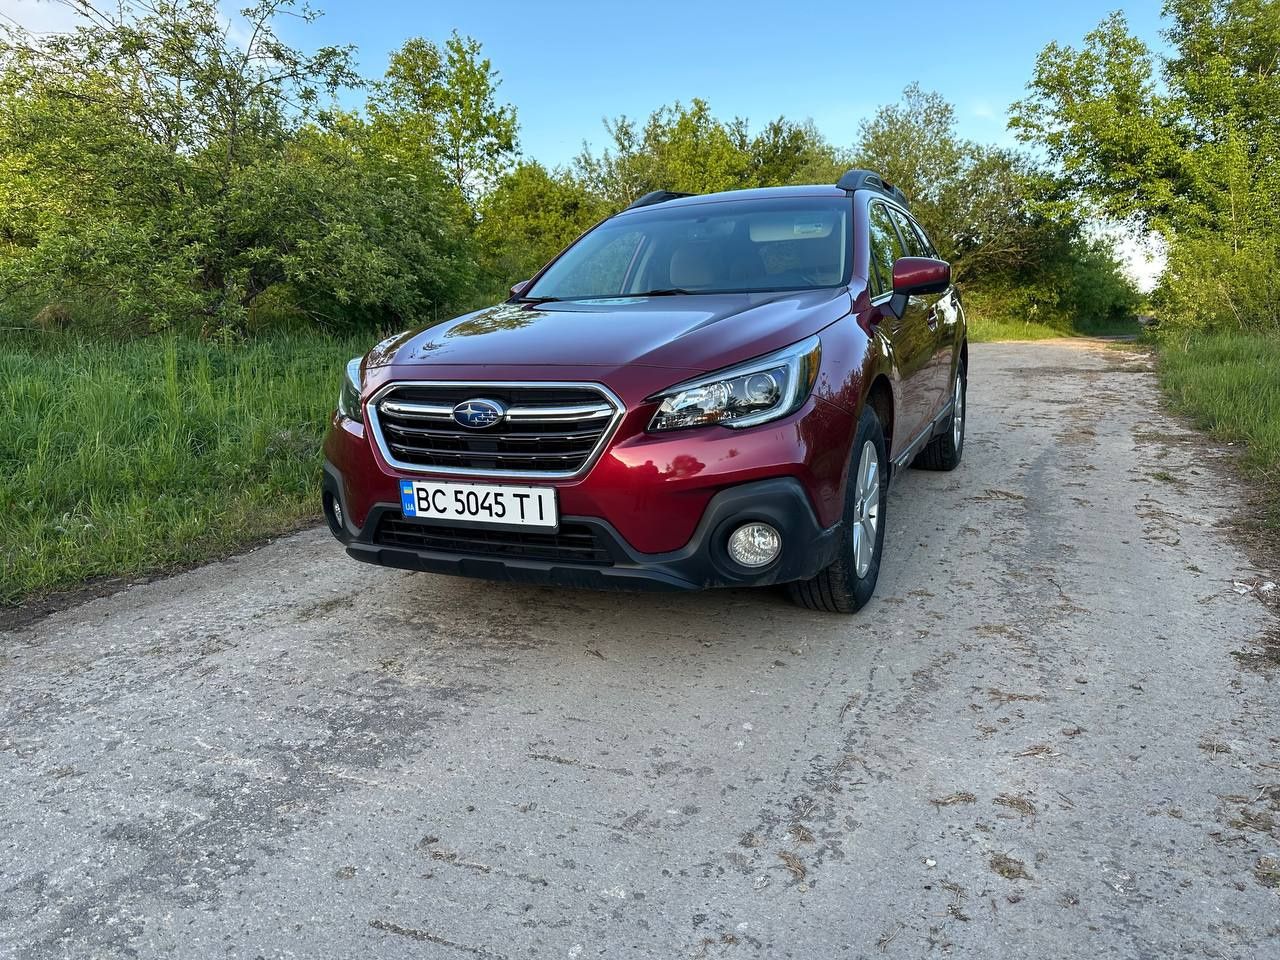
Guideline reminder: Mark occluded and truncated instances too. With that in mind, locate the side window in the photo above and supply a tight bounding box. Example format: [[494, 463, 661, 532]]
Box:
[[867, 202, 904, 296], [909, 218, 940, 259], [889, 207, 927, 258]]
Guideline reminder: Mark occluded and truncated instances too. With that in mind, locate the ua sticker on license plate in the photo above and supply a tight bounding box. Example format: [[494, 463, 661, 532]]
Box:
[[399, 479, 558, 529]]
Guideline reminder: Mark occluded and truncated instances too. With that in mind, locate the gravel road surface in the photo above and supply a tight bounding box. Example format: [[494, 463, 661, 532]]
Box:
[[3, 340, 1278, 959]]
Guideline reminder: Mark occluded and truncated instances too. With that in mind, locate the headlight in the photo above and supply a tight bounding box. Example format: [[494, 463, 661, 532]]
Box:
[[647, 336, 821, 432], [338, 356, 364, 422]]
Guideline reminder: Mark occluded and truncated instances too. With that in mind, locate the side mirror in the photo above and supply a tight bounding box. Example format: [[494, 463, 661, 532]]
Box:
[[887, 257, 951, 319], [509, 279, 532, 300]]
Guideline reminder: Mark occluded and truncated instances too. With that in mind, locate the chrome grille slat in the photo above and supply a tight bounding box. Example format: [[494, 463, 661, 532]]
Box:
[[504, 404, 614, 422], [368, 381, 624, 478], [383, 423, 604, 441], [387, 444, 588, 462], [379, 401, 454, 420]]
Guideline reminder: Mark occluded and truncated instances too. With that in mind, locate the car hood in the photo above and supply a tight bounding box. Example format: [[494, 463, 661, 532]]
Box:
[[369, 289, 852, 377]]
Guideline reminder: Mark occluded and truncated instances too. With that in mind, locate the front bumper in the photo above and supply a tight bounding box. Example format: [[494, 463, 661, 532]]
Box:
[[323, 462, 841, 592]]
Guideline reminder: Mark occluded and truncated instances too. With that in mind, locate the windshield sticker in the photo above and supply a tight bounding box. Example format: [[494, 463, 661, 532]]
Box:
[[793, 221, 829, 237]]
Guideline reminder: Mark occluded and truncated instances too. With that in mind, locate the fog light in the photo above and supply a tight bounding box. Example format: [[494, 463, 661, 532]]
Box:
[[324, 491, 344, 534], [727, 522, 782, 567]]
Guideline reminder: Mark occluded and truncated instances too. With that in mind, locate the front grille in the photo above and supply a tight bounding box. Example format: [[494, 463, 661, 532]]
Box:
[[370, 382, 621, 476], [374, 517, 614, 566]]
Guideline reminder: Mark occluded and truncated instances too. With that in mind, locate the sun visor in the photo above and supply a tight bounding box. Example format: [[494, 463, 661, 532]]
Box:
[[748, 214, 836, 242]]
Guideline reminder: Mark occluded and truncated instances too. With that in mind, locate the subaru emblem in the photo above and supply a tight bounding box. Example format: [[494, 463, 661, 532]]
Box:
[[452, 398, 505, 429]]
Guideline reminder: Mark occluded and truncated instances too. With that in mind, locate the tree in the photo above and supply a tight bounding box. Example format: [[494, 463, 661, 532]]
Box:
[[474, 162, 607, 297], [573, 115, 651, 208], [854, 85, 967, 248], [371, 32, 519, 205], [751, 118, 848, 187], [574, 100, 842, 206], [854, 86, 1048, 283], [851, 84, 1137, 327], [0, 0, 476, 332], [1010, 1, 1280, 331], [574, 100, 749, 205]]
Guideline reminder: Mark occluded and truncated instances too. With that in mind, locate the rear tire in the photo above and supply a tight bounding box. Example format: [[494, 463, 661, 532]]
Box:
[[788, 405, 888, 613], [914, 358, 966, 471]]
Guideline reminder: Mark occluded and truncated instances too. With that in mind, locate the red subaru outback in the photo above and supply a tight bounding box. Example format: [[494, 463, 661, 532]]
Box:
[[322, 170, 967, 612]]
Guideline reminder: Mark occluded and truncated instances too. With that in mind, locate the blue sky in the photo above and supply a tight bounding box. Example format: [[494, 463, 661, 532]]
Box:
[[304, 0, 1169, 167]]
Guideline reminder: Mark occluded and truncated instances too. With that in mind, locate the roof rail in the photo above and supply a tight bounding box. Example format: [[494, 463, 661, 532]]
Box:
[[836, 169, 909, 207], [626, 190, 695, 210]]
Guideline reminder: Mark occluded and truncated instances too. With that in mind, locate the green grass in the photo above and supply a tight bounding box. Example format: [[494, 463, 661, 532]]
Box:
[[968, 315, 1072, 343], [1158, 330, 1280, 539], [968, 312, 1141, 343], [1158, 331, 1280, 481], [1, 331, 369, 605]]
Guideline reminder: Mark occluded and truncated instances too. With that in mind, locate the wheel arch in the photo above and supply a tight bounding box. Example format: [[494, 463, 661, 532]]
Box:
[[863, 373, 895, 456]]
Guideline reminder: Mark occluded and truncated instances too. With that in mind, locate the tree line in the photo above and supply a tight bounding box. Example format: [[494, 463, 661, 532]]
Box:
[[16, 0, 1264, 339], [1013, 0, 1280, 337]]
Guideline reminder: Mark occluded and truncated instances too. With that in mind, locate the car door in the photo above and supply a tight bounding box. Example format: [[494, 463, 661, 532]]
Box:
[[867, 200, 932, 453], [888, 206, 951, 424]]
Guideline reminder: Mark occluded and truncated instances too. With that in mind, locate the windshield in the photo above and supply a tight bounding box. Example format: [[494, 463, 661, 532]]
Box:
[[523, 196, 852, 300]]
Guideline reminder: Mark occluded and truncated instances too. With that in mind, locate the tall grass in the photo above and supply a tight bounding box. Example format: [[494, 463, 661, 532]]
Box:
[[967, 315, 1073, 343], [1, 331, 368, 604], [966, 309, 1140, 343], [1158, 331, 1280, 524]]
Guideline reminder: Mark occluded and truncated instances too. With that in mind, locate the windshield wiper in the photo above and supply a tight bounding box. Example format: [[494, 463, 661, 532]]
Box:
[[629, 288, 693, 297], [516, 295, 563, 304]]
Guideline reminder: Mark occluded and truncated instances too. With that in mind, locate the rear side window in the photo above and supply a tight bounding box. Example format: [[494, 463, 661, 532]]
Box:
[[911, 219, 940, 259], [889, 207, 928, 258], [867, 202, 904, 296]]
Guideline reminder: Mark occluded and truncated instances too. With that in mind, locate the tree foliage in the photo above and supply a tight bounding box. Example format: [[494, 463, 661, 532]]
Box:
[[1011, 0, 1280, 332], [474, 162, 607, 292], [574, 100, 841, 206], [0, 0, 474, 333], [0, 1, 1139, 336], [854, 84, 1137, 327], [370, 32, 518, 204]]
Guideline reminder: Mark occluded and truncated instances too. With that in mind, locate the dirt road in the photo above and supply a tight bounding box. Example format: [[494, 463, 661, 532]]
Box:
[[3, 340, 1278, 959]]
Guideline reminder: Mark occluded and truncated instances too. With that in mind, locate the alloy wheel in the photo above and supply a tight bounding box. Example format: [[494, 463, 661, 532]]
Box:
[[851, 439, 881, 578]]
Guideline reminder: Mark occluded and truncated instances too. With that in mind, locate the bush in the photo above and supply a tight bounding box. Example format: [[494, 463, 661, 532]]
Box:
[[0, 1, 477, 336], [1155, 234, 1280, 338], [962, 237, 1140, 335]]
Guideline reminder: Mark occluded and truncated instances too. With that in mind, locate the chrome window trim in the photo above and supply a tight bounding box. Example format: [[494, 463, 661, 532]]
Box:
[[366, 380, 626, 480]]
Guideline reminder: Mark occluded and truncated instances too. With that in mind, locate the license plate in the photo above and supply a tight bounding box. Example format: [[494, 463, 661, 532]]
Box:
[[399, 479, 558, 529]]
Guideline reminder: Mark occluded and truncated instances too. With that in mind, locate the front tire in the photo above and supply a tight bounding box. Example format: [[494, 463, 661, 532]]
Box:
[[914, 358, 966, 471], [788, 405, 888, 613]]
